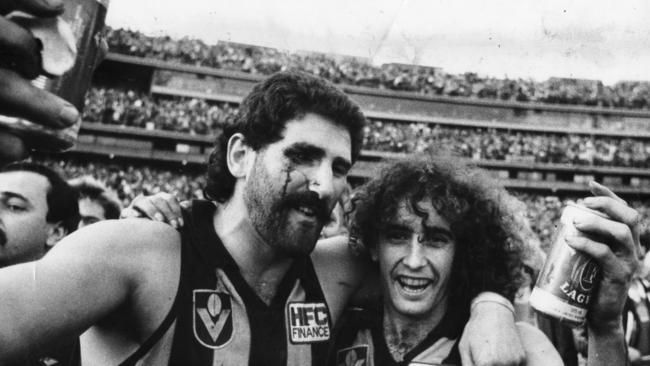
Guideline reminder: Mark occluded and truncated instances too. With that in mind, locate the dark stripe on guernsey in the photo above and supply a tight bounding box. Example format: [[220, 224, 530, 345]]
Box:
[[162, 200, 331, 366]]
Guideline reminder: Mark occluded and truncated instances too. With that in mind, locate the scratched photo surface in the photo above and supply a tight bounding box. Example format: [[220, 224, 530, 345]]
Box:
[[20, 1, 650, 364]]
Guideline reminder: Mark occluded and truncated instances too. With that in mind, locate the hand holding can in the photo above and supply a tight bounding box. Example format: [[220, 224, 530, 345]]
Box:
[[532, 182, 641, 334], [569, 182, 641, 334], [530, 203, 606, 327]]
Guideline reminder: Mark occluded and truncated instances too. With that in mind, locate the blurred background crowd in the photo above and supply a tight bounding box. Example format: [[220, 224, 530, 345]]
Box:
[[83, 88, 239, 135], [107, 27, 650, 110], [363, 121, 650, 167], [83, 87, 650, 168], [33, 157, 650, 257], [39, 157, 206, 208]]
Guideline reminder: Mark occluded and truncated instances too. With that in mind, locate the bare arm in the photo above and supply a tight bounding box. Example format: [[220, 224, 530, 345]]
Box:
[[587, 326, 627, 366], [517, 322, 563, 366], [311, 234, 372, 324], [0, 219, 180, 363], [132, 193, 527, 365], [312, 234, 525, 366]]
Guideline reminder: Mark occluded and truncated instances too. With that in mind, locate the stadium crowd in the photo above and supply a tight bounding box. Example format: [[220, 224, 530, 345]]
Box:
[[33, 158, 650, 258], [38, 158, 206, 207], [82, 88, 650, 168], [516, 193, 650, 253], [83, 88, 239, 135], [364, 120, 650, 167], [42, 153, 650, 270], [0, 3, 644, 362], [107, 27, 650, 110]]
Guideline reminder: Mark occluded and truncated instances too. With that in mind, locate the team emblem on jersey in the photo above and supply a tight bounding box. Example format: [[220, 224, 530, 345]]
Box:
[[336, 345, 368, 366], [193, 290, 233, 348], [286, 302, 331, 343]]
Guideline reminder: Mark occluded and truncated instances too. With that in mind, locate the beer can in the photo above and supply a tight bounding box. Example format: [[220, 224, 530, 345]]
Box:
[[0, 0, 109, 152], [530, 203, 605, 327]]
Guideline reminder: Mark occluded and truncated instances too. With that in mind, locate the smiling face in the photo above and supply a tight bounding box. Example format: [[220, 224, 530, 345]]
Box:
[[372, 198, 456, 321], [244, 113, 352, 256]]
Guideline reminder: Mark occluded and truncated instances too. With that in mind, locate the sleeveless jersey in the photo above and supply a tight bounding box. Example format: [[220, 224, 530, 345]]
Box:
[[330, 306, 464, 366], [120, 200, 333, 366]]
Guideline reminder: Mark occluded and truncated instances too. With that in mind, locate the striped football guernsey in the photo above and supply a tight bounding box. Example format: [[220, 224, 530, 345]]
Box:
[[119, 200, 332, 366], [330, 306, 465, 366]]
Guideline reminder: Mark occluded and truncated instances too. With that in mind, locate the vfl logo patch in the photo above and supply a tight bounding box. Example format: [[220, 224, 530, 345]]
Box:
[[287, 302, 331, 343], [336, 345, 368, 366], [193, 290, 233, 349]]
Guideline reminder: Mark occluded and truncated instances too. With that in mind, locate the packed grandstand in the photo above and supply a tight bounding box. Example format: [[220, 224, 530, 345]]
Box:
[[37, 27, 650, 257], [83, 86, 650, 167], [106, 27, 650, 110]]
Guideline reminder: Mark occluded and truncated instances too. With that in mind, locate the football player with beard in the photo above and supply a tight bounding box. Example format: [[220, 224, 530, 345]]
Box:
[[0, 71, 524, 366]]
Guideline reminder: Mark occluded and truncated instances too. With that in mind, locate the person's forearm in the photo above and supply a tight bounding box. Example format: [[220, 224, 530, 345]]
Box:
[[470, 291, 515, 315], [587, 322, 627, 366], [460, 292, 526, 366]]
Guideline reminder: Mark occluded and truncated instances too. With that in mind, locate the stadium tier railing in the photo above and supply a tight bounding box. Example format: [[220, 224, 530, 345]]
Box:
[[84, 54, 650, 195], [101, 53, 650, 131], [66, 122, 650, 196], [104, 53, 650, 117]]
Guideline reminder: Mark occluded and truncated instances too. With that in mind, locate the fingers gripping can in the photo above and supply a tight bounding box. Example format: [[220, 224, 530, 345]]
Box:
[[530, 203, 605, 327], [0, 0, 109, 151]]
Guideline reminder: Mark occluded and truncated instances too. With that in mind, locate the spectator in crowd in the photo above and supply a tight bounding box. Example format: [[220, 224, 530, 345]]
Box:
[[37, 157, 207, 207], [105, 27, 650, 110], [31, 156, 650, 259], [80, 87, 650, 168], [0, 162, 79, 268], [68, 176, 122, 228], [0, 162, 80, 366], [83, 87, 239, 135], [362, 121, 650, 167]]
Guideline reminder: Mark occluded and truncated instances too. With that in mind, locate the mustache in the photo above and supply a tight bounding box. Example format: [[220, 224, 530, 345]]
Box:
[[0, 228, 6, 247], [281, 191, 330, 223]]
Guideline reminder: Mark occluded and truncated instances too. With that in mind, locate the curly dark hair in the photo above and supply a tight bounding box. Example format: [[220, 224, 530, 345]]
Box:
[[204, 70, 367, 203], [350, 154, 524, 317]]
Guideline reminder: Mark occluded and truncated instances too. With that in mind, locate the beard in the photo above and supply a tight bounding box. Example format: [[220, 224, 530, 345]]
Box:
[[244, 156, 331, 257]]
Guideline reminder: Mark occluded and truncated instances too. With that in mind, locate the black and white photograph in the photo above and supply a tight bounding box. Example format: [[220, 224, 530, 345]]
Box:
[[0, 0, 648, 365]]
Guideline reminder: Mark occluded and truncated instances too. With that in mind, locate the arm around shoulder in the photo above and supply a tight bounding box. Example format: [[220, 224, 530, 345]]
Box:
[[459, 292, 526, 366], [0, 219, 181, 363], [311, 234, 373, 322]]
